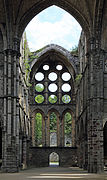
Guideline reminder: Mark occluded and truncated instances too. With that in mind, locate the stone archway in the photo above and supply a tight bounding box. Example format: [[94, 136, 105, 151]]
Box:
[[0, 0, 106, 173], [49, 152, 60, 167]]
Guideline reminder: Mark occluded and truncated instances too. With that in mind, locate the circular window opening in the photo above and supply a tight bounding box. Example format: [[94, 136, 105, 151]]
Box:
[[62, 95, 71, 104], [49, 95, 57, 104], [35, 84, 44, 92], [62, 72, 71, 81], [35, 72, 44, 81], [43, 65, 49, 70], [35, 95, 44, 104], [48, 72, 57, 81], [62, 84, 71, 92], [48, 84, 57, 92], [56, 65, 63, 70]]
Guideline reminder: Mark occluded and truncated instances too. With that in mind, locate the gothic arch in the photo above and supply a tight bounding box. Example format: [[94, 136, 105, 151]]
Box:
[[16, 1, 90, 39], [31, 109, 45, 147], [48, 108, 60, 117], [62, 108, 75, 147], [30, 44, 78, 78], [32, 108, 45, 117]]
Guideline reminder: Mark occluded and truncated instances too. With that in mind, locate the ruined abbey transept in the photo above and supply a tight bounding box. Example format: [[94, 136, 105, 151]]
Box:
[[0, 0, 107, 174]]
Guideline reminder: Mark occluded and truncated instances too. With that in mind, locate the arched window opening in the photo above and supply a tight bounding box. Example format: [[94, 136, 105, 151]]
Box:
[[50, 112, 57, 147], [104, 122, 107, 167], [64, 112, 72, 147], [34, 60, 73, 105], [35, 113, 42, 147], [25, 5, 82, 51], [49, 152, 59, 167]]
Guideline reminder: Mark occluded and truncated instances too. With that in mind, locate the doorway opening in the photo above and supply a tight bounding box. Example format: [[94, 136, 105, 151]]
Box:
[[49, 152, 59, 167]]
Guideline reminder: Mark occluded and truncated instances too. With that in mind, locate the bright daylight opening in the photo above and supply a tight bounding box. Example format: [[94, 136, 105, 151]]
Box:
[[49, 152, 59, 167], [23, 4, 81, 169], [25, 5, 82, 51]]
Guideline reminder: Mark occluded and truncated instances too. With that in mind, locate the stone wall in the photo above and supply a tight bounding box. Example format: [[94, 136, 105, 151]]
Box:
[[18, 32, 31, 169], [27, 147, 77, 167], [76, 31, 88, 170], [0, 30, 3, 168]]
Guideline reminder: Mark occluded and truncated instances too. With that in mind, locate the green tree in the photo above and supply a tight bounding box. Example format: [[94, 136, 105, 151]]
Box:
[[35, 113, 42, 146], [35, 95, 44, 103], [64, 112, 72, 136], [35, 84, 44, 92], [49, 95, 57, 104], [62, 95, 71, 104], [70, 46, 78, 56]]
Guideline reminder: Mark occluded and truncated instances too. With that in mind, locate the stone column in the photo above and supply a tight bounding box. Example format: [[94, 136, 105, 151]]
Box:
[[57, 115, 60, 146], [2, 45, 20, 172], [44, 74, 48, 104], [58, 74, 62, 104], [22, 136, 27, 169], [72, 113, 76, 147], [87, 38, 104, 173], [31, 116, 35, 146], [42, 115, 45, 146], [59, 115, 64, 147], [45, 116, 50, 146]]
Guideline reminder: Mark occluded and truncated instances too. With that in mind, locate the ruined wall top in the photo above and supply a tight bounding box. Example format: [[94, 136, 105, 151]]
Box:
[[30, 44, 79, 75]]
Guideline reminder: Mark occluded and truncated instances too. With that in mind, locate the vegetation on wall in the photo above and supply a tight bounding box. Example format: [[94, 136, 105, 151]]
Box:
[[75, 74, 82, 86], [70, 46, 78, 56], [23, 34, 31, 82], [29, 46, 46, 62]]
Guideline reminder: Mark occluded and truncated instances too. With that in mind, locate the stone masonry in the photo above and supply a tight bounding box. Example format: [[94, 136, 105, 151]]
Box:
[[0, 0, 106, 174]]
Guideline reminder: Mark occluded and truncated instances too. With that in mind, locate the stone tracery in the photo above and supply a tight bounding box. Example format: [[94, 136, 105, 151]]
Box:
[[0, 0, 106, 173]]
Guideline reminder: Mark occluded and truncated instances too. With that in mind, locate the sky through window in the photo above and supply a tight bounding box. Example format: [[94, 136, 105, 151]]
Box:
[[25, 5, 82, 51]]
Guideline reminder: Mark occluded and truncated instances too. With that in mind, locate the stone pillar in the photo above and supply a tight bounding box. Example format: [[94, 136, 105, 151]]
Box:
[[19, 135, 22, 168], [57, 115, 60, 146], [72, 113, 76, 147], [22, 136, 27, 169], [42, 115, 45, 146], [87, 38, 104, 173], [2, 46, 20, 172], [58, 75, 62, 104], [45, 116, 50, 146], [31, 116, 35, 146], [44, 74, 48, 104], [59, 116, 64, 147]]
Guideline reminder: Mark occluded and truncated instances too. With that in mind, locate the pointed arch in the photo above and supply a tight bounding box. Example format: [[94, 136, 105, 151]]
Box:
[[16, 1, 90, 39], [30, 44, 78, 80]]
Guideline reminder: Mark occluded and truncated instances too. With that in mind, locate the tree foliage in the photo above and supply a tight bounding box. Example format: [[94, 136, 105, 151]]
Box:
[[34, 85, 72, 146], [49, 95, 57, 104], [62, 95, 71, 104], [35, 84, 44, 92], [35, 95, 44, 104], [70, 46, 78, 56], [35, 113, 42, 146], [64, 112, 72, 136]]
